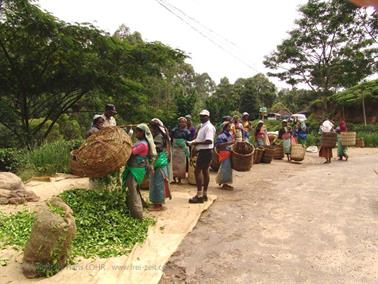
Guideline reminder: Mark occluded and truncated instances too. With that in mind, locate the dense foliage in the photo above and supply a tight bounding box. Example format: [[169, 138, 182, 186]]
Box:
[[264, 0, 378, 110]]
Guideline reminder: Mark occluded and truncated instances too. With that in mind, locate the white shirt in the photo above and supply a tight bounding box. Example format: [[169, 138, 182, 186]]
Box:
[[194, 120, 216, 150], [101, 114, 117, 127]]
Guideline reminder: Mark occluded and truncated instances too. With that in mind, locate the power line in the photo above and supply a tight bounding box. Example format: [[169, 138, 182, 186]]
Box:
[[154, 0, 261, 73], [160, 0, 238, 48]]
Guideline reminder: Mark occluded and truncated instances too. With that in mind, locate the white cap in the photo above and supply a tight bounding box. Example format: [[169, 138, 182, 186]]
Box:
[[93, 114, 102, 121], [199, 109, 210, 116], [242, 112, 249, 117]]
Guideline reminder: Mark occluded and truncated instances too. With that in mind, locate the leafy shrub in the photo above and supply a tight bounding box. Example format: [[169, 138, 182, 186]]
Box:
[[0, 148, 26, 172], [348, 123, 378, 133], [306, 134, 320, 146], [17, 139, 83, 180], [358, 133, 378, 147]]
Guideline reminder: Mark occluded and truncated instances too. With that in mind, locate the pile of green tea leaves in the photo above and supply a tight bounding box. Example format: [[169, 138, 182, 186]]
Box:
[[0, 210, 35, 248], [0, 189, 154, 259], [59, 189, 155, 258]]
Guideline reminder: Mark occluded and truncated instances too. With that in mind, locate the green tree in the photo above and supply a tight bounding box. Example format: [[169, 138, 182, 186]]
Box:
[[264, 0, 378, 110]]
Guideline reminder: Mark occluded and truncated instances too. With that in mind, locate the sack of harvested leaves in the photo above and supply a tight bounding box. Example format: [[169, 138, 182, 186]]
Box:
[[22, 197, 76, 278]]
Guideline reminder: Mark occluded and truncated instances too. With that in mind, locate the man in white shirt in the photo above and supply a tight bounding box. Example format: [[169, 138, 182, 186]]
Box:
[[188, 109, 216, 204], [101, 104, 117, 127]]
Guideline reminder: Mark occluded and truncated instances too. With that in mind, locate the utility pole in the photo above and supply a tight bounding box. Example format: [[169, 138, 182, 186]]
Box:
[[362, 92, 367, 126]]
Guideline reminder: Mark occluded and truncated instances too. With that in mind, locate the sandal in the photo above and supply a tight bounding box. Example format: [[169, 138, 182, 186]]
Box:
[[189, 195, 204, 204], [148, 205, 166, 212]]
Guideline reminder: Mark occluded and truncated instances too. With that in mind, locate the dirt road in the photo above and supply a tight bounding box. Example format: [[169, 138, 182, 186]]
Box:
[[161, 148, 378, 283]]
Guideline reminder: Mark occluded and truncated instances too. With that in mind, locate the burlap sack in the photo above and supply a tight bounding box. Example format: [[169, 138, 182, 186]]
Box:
[[22, 197, 76, 278]]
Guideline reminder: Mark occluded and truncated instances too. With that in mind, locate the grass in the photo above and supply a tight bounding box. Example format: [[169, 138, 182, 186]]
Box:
[[0, 189, 155, 260], [17, 139, 82, 180]]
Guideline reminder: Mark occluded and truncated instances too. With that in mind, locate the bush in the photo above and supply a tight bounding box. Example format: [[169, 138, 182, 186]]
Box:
[[348, 123, 378, 133], [0, 148, 26, 172], [306, 134, 320, 146], [17, 139, 83, 180], [358, 133, 378, 147]]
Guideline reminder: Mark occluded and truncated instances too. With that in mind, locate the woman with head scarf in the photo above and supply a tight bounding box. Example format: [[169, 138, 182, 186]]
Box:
[[86, 115, 105, 138], [241, 112, 251, 141], [319, 119, 335, 164], [215, 121, 235, 190], [278, 120, 292, 161], [255, 120, 270, 147], [293, 121, 307, 145], [232, 115, 243, 142], [122, 124, 157, 219], [171, 117, 191, 183], [148, 119, 172, 211], [336, 120, 349, 161]]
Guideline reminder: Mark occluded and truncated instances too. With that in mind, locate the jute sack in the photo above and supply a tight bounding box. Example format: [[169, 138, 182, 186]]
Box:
[[22, 197, 76, 278]]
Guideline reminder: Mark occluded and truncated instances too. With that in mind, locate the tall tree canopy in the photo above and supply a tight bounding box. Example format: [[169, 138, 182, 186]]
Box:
[[264, 0, 378, 101], [0, 0, 186, 147]]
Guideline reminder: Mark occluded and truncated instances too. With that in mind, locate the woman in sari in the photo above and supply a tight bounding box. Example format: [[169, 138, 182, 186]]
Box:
[[171, 117, 191, 184], [148, 119, 172, 211], [278, 120, 292, 161], [337, 120, 349, 161], [122, 124, 156, 219], [241, 112, 251, 141], [255, 120, 270, 147], [319, 120, 334, 164], [215, 122, 234, 190], [293, 121, 307, 145]]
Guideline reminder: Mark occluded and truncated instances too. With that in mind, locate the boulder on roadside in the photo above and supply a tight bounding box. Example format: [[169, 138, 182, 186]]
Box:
[[0, 172, 39, 205]]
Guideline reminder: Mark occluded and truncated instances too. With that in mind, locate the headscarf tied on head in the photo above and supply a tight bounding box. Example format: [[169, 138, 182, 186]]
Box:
[[320, 120, 334, 133], [151, 118, 170, 142], [339, 120, 347, 132], [136, 123, 157, 159]]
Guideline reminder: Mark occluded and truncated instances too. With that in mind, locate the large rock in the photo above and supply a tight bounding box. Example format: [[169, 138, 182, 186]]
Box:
[[0, 172, 39, 205]]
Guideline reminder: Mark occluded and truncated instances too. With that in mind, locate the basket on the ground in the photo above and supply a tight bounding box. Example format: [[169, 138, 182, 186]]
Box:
[[253, 147, 265, 164], [70, 127, 132, 178], [321, 132, 337, 148], [273, 144, 284, 160], [356, 137, 365, 148], [261, 146, 274, 164], [291, 144, 305, 161], [210, 148, 220, 171], [231, 142, 255, 172], [341, 132, 356, 146], [188, 156, 197, 185]]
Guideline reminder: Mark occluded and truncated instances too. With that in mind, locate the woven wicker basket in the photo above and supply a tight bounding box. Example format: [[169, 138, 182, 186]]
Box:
[[356, 137, 365, 148], [188, 156, 197, 185], [253, 147, 265, 164], [341, 132, 356, 146], [210, 148, 220, 171], [231, 143, 255, 172], [273, 144, 284, 160], [261, 146, 274, 164], [70, 127, 132, 178], [291, 144, 305, 161], [321, 132, 337, 148]]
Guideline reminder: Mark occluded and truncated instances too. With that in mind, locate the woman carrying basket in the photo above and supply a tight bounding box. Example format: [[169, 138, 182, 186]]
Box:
[[215, 121, 235, 190], [122, 124, 157, 219], [319, 120, 334, 164], [171, 117, 191, 184], [148, 119, 172, 211], [336, 120, 349, 161], [278, 120, 292, 161]]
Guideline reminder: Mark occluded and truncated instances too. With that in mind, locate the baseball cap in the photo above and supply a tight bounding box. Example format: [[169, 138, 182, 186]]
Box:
[[199, 109, 210, 116]]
